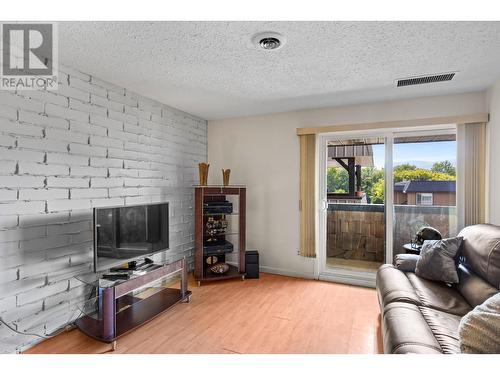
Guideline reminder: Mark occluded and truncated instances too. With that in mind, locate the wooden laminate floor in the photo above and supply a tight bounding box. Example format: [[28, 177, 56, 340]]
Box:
[[25, 273, 383, 354]]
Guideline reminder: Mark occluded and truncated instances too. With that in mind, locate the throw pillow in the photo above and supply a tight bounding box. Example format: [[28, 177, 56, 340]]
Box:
[[415, 237, 463, 284], [394, 254, 420, 272], [459, 292, 500, 353]]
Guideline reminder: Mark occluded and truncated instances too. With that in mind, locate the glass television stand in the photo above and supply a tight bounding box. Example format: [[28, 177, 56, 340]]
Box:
[[74, 257, 191, 350]]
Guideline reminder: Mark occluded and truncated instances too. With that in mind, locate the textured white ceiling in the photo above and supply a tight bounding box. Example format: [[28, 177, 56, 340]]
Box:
[[58, 21, 500, 120]]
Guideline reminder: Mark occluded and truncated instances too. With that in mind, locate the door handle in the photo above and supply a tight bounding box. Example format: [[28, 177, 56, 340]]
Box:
[[320, 199, 328, 211]]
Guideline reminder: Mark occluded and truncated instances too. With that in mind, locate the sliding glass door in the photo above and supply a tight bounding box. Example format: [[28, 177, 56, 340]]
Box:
[[324, 137, 386, 272], [392, 132, 457, 257], [318, 127, 457, 285]]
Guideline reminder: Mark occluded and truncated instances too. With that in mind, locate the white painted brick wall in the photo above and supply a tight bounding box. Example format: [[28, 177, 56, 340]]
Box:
[[17, 138, 69, 153], [45, 103, 89, 122], [69, 143, 107, 157], [90, 113, 123, 131], [0, 64, 207, 353], [45, 128, 89, 144], [0, 105, 17, 120], [1, 201, 46, 215], [69, 99, 108, 117], [46, 177, 90, 188], [70, 121, 107, 137], [18, 189, 69, 201], [0, 118, 44, 137], [46, 152, 89, 166], [70, 166, 107, 177], [18, 163, 69, 176], [19, 111, 69, 130], [90, 157, 123, 168], [0, 189, 17, 201]]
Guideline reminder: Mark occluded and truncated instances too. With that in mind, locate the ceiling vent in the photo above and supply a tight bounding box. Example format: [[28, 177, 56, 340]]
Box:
[[396, 72, 456, 87]]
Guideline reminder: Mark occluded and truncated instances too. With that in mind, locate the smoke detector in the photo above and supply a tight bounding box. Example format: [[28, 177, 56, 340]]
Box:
[[252, 31, 286, 51], [260, 37, 281, 50]]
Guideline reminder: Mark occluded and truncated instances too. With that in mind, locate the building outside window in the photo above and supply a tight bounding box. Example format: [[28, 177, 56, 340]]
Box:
[[416, 192, 433, 206]]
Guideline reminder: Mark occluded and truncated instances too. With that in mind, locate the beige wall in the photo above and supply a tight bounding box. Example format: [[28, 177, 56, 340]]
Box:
[[487, 80, 500, 225], [208, 91, 487, 277]]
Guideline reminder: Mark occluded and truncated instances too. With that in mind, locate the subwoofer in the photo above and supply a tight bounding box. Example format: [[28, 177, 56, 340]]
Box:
[[245, 250, 259, 279]]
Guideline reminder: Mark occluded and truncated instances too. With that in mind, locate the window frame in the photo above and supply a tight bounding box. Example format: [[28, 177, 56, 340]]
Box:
[[416, 192, 434, 206]]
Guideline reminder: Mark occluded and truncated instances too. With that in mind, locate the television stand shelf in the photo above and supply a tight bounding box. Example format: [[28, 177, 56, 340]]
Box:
[[74, 257, 191, 350]]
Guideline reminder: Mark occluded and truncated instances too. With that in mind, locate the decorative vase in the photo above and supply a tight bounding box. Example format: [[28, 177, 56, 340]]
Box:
[[222, 169, 231, 186], [198, 163, 209, 186]]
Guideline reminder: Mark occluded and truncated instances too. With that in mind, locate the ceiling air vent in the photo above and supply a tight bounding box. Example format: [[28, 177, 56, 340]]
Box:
[[396, 72, 456, 87]]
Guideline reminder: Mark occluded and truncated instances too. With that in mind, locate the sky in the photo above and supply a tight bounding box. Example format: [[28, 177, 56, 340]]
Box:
[[372, 141, 456, 169]]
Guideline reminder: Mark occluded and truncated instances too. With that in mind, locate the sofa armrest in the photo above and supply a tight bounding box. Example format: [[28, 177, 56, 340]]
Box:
[[394, 254, 420, 272]]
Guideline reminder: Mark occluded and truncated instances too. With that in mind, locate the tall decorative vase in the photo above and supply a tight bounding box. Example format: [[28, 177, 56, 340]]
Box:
[[198, 163, 209, 186], [222, 169, 231, 186]]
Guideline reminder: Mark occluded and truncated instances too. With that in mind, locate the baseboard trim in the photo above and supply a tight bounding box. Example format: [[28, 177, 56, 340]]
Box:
[[258, 265, 377, 287], [319, 269, 376, 288], [259, 266, 315, 280]]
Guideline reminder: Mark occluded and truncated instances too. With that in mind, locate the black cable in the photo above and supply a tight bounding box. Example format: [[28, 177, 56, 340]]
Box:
[[0, 303, 92, 339], [1, 280, 105, 341], [0, 285, 95, 339], [0, 310, 88, 339]]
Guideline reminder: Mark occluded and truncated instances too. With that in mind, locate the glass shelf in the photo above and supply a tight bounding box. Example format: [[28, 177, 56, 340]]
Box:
[[74, 290, 101, 319], [203, 232, 239, 237], [193, 185, 246, 188], [202, 263, 240, 280], [75, 272, 118, 289], [74, 264, 182, 289], [203, 212, 239, 216]]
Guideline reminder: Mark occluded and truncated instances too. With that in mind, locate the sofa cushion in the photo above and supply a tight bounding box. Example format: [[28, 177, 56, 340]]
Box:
[[406, 273, 472, 316], [415, 237, 463, 284], [458, 224, 500, 289], [382, 302, 443, 354], [376, 264, 421, 309], [419, 306, 461, 353], [456, 264, 499, 307]]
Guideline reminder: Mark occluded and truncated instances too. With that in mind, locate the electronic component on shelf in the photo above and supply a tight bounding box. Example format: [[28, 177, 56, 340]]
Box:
[[206, 216, 228, 236], [203, 200, 233, 214], [205, 215, 229, 246], [102, 272, 131, 281], [203, 240, 234, 256]]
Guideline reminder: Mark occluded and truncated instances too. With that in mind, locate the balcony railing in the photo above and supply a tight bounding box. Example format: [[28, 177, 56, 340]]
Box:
[[327, 203, 457, 263]]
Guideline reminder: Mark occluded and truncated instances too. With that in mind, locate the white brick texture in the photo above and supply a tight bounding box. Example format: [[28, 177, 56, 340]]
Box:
[[0, 64, 206, 353]]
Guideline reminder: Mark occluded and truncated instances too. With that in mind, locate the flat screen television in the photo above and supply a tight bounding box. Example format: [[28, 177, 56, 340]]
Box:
[[93, 202, 169, 272]]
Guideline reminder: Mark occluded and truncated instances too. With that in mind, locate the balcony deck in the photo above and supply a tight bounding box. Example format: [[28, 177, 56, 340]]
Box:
[[327, 203, 457, 268]]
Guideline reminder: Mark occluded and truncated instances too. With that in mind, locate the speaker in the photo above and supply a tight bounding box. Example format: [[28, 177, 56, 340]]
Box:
[[245, 250, 259, 279]]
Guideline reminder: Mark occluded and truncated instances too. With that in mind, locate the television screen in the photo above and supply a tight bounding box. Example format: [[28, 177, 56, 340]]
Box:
[[93, 202, 169, 271]]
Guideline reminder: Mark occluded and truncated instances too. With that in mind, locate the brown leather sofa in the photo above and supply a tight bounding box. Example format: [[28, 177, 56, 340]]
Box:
[[376, 224, 500, 354]]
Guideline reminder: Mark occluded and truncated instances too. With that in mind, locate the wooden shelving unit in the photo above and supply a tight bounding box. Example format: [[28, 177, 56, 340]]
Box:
[[194, 186, 246, 285]]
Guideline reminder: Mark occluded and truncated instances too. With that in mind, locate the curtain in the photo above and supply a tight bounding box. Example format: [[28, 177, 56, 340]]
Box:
[[299, 134, 316, 257], [457, 123, 487, 227]]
